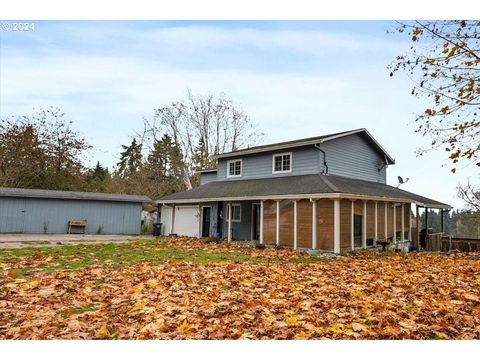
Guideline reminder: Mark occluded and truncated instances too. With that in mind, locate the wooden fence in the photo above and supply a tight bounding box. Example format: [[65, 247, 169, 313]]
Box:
[[426, 233, 480, 252]]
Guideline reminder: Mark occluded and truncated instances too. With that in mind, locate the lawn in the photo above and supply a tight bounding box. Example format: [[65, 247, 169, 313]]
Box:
[[0, 237, 479, 340]]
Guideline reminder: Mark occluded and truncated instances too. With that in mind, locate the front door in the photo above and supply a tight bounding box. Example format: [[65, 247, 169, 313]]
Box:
[[201, 207, 211, 237], [251, 203, 261, 240]]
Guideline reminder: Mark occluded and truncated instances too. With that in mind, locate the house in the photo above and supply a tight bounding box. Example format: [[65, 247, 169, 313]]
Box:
[[0, 187, 151, 235], [157, 128, 450, 253]]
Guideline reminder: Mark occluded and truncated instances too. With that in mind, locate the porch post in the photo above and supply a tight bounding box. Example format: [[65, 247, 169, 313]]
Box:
[[276, 200, 280, 246], [293, 200, 298, 250], [312, 200, 317, 249], [198, 203, 202, 238], [408, 204, 412, 242], [362, 201, 367, 249], [415, 205, 420, 249], [170, 204, 176, 235], [374, 201, 378, 246], [384, 202, 388, 241], [259, 200, 264, 244], [334, 199, 340, 254], [393, 204, 397, 244], [350, 200, 354, 250], [227, 202, 232, 242], [401, 204, 405, 242]]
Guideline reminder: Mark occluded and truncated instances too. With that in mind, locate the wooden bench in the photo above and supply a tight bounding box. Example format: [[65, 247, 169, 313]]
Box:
[[67, 220, 87, 234]]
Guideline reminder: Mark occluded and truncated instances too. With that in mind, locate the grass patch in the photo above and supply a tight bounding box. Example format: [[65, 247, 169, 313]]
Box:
[[0, 239, 330, 278], [60, 304, 95, 318]]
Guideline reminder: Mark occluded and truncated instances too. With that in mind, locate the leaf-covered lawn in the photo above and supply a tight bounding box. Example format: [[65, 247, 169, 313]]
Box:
[[1, 237, 479, 339]]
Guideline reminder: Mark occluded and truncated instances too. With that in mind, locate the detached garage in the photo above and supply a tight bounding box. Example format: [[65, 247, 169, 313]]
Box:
[[0, 187, 151, 235]]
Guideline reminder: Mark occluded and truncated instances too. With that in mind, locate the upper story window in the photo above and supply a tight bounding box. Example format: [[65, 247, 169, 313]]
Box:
[[272, 152, 292, 174], [227, 159, 242, 178]]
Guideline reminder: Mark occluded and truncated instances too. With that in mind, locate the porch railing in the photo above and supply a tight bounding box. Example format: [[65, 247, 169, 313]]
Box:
[[425, 233, 480, 252]]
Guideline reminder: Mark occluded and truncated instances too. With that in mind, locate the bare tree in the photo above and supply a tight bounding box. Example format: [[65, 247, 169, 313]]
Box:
[[144, 91, 264, 173]]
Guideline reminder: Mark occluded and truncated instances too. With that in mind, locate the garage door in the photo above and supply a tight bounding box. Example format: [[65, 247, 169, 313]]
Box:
[[161, 205, 199, 237]]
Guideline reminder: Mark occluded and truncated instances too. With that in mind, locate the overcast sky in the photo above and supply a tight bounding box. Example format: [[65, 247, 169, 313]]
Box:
[[0, 21, 477, 208]]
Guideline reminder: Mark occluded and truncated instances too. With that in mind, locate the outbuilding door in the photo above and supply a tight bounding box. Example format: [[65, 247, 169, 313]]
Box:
[[0, 198, 26, 233]]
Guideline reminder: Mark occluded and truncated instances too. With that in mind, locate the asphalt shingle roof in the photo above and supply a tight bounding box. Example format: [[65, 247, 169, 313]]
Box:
[[0, 187, 151, 203], [157, 174, 450, 208]]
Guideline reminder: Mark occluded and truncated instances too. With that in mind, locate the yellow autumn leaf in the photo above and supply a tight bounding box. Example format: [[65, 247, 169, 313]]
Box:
[[129, 301, 145, 312], [147, 280, 158, 289], [177, 319, 192, 332], [294, 330, 308, 339], [383, 275, 393, 281], [352, 289, 362, 298], [98, 326, 111, 339], [286, 316, 298, 325], [329, 323, 344, 335]]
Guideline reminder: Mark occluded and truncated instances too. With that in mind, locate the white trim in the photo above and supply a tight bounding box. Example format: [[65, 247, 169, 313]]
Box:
[[334, 199, 340, 254], [311, 200, 317, 249], [227, 203, 241, 222], [401, 203, 405, 242], [226, 159, 242, 178], [350, 200, 354, 251], [276, 200, 280, 246], [393, 203, 397, 244], [259, 200, 264, 244], [408, 204, 412, 242], [159, 192, 432, 205], [227, 201, 232, 242], [374, 201, 378, 245], [272, 152, 293, 174], [384, 202, 388, 240], [362, 201, 367, 249], [293, 200, 298, 250], [170, 204, 176, 234]]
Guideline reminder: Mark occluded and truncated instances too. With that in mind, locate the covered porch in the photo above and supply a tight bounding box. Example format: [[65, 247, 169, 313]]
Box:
[[157, 173, 450, 253]]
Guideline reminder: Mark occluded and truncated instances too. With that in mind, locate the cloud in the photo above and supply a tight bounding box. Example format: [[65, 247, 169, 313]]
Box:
[[0, 21, 474, 208]]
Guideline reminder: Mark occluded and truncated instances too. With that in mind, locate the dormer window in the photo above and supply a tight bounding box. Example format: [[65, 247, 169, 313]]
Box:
[[272, 152, 292, 173], [227, 159, 242, 177]]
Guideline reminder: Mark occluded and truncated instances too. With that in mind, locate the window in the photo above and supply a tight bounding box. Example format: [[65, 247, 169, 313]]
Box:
[[272, 153, 292, 173], [227, 159, 242, 177], [227, 204, 241, 222]]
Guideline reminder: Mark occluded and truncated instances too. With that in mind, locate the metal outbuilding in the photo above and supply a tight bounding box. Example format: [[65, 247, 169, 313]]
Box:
[[0, 187, 151, 235]]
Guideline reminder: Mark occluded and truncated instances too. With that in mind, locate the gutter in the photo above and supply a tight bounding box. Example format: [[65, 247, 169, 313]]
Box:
[[314, 143, 329, 174]]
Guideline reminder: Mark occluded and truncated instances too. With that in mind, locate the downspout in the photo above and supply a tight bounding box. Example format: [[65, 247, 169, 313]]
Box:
[[314, 143, 328, 174]]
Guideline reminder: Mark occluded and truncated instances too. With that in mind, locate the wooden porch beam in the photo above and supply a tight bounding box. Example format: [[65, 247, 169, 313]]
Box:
[[276, 200, 280, 247], [374, 201, 378, 246], [312, 200, 317, 249], [384, 202, 388, 241], [293, 200, 298, 250], [362, 201, 367, 249], [350, 200, 354, 251], [259, 200, 264, 245]]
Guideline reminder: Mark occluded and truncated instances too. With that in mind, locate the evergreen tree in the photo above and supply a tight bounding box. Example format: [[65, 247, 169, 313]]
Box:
[[116, 138, 142, 177]]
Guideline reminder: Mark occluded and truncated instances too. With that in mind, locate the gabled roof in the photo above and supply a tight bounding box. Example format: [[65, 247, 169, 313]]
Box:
[[157, 174, 450, 209], [213, 128, 395, 164], [0, 187, 151, 203]]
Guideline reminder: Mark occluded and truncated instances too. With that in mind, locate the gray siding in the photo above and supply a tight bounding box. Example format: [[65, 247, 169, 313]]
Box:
[[222, 201, 255, 240], [200, 172, 218, 185], [216, 133, 387, 184], [217, 147, 320, 181], [321, 133, 387, 183], [0, 197, 142, 234]]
